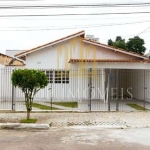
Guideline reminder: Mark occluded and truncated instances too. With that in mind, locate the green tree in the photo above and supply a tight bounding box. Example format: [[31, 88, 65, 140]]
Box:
[[11, 69, 48, 119], [107, 36, 146, 55], [108, 36, 126, 50], [126, 36, 146, 55]]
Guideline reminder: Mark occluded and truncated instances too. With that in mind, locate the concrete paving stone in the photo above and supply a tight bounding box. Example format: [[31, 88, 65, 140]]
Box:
[[0, 112, 150, 128]]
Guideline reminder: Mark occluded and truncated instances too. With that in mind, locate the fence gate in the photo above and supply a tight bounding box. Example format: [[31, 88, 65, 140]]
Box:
[[0, 68, 150, 112]]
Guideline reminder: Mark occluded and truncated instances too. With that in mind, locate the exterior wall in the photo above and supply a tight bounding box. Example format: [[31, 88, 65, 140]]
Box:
[[25, 37, 141, 69]]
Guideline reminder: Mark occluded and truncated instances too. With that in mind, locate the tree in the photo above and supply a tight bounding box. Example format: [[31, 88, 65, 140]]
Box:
[[107, 36, 146, 55], [11, 69, 48, 120], [126, 36, 146, 55], [108, 36, 126, 50]]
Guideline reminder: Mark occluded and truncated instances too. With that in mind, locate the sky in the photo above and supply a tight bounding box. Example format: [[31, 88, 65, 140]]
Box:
[[0, 0, 150, 54]]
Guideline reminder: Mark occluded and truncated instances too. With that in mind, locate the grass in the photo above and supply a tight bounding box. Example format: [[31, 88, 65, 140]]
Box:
[[52, 102, 78, 108], [20, 118, 37, 123], [32, 103, 60, 110], [126, 103, 148, 110]]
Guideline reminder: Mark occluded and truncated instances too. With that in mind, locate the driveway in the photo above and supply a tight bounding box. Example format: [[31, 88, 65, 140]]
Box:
[[0, 127, 150, 150]]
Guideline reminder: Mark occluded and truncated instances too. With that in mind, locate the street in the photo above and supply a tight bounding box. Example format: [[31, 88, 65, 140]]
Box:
[[0, 127, 150, 150]]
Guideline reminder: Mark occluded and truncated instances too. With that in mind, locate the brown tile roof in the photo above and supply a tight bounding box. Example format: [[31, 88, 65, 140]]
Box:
[[69, 59, 150, 63], [15, 30, 85, 57], [81, 38, 148, 59], [15, 30, 148, 61]]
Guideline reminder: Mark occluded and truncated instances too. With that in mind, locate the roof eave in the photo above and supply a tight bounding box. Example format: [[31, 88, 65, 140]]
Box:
[[15, 30, 85, 58], [82, 39, 148, 60]]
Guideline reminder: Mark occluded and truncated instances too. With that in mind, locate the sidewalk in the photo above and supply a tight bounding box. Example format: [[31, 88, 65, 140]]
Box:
[[0, 111, 150, 128]]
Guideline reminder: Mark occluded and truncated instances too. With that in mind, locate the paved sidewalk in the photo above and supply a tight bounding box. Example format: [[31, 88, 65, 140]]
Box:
[[0, 111, 150, 128]]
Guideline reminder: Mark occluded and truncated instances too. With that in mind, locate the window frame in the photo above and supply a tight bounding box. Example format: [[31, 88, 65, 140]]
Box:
[[45, 70, 69, 84]]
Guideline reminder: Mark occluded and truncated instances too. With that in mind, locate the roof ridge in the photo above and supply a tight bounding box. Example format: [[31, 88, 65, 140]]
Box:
[[15, 30, 85, 58]]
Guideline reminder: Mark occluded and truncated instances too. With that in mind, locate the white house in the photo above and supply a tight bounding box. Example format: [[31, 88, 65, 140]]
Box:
[[2, 30, 150, 111]]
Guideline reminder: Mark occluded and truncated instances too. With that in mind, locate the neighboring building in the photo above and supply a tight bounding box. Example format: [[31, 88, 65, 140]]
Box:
[[0, 52, 24, 66], [145, 50, 150, 59], [85, 34, 99, 42], [6, 50, 25, 58]]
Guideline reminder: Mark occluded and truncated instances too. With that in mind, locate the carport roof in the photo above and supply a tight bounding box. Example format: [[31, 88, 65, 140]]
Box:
[[69, 59, 150, 63]]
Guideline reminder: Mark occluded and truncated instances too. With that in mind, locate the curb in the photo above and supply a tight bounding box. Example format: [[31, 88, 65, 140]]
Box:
[[0, 123, 49, 130]]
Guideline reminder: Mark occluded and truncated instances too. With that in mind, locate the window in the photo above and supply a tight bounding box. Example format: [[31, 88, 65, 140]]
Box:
[[62, 71, 69, 83], [55, 71, 61, 83], [45, 70, 69, 84], [46, 70, 53, 83]]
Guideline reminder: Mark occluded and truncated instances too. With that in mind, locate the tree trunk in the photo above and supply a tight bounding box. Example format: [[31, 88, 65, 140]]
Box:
[[27, 110, 30, 120]]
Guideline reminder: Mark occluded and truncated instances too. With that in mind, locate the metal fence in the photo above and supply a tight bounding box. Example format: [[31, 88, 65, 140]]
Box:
[[0, 68, 150, 111]]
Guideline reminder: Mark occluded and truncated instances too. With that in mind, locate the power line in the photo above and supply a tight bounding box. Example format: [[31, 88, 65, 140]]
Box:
[[0, 0, 42, 2], [0, 19, 150, 31], [1, 15, 150, 20], [1, 12, 150, 18], [0, 3, 150, 9], [1, 19, 150, 28], [1, 5, 150, 9], [137, 25, 150, 36], [1, 3, 150, 7]]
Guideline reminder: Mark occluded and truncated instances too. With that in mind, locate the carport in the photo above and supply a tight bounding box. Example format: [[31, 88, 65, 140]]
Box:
[[71, 59, 150, 111], [106, 68, 150, 111]]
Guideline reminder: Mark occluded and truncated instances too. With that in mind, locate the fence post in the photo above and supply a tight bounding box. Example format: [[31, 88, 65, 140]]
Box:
[[144, 69, 146, 110], [48, 85, 52, 112], [50, 85, 52, 112], [12, 69, 15, 110], [88, 68, 92, 111]]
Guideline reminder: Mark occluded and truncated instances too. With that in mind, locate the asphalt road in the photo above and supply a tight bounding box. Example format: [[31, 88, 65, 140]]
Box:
[[0, 127, 150, 150]]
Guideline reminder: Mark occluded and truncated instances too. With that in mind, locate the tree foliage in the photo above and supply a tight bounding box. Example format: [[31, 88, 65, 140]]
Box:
[[126, 36, 146, 55], [11, 69, 48, 119], [108, 36, 146, 55], [108, 36, 126, 50]]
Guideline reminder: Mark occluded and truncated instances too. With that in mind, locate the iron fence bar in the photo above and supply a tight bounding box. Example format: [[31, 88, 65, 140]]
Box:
[[144, 69, 146, 110], [108, 69, 111, 111], [12, 69, 14, 110], [116, 69, 119, 111]]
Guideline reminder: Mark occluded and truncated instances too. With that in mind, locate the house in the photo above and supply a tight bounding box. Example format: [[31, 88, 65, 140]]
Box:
[[0, 52, 24, 67], [15, 30, 149, 70], [3, 30, 150, 111]]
